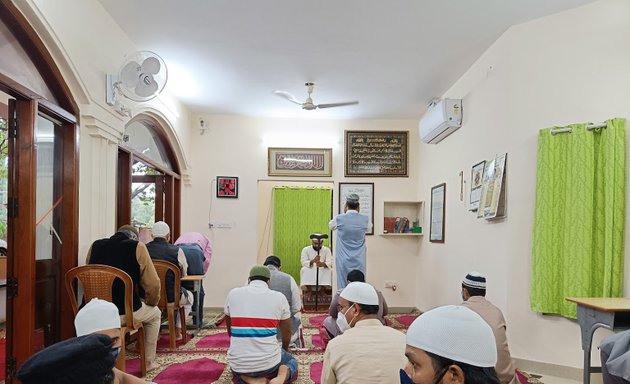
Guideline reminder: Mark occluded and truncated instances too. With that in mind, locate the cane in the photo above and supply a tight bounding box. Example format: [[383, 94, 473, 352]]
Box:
[[310, 233, 328, 311]]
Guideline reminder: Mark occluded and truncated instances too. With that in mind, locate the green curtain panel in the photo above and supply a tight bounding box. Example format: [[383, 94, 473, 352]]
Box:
[[273, 187, 333, 283], [531, 118, 626, 318]]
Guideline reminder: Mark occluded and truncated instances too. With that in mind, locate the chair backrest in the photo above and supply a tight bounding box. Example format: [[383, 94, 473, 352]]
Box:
[[65, 264, 136, 329], [152, 260, 181, 309]]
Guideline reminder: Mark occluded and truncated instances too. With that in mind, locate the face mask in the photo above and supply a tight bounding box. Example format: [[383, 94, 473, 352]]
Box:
[[400, 369, 414, 384], [110, 346, 121, 361], [336, 305, 354, 333]]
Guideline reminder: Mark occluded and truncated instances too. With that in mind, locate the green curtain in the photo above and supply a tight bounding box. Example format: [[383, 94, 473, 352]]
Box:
[[273, 187, 332, 282], [531, 118, 626, 318]]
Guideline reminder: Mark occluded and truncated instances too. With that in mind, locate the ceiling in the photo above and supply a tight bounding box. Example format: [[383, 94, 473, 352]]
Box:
[[98, 0, 596, 120]]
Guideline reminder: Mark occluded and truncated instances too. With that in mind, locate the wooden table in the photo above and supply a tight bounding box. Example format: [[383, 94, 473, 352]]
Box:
[[566, 297, 630, 384], [182, 275, 205, 331]]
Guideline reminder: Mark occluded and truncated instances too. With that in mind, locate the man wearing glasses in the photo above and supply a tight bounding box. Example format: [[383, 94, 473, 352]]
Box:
[[320, 282, 405, 384]]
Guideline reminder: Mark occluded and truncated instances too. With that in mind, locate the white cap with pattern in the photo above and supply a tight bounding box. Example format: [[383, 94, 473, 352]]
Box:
[[152, 221, 170, 237], [406, 305, 497, 367], [340, 281, 379, 305], [74, 298, 121, 336]]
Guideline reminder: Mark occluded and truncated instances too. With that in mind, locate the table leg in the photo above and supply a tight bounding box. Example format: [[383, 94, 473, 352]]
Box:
[[576, 305, 613, 384], [195, 280, 201, 331]]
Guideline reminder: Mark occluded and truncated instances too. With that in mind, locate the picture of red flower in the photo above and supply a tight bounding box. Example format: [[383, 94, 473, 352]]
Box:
[[216, 176, 238, 198]]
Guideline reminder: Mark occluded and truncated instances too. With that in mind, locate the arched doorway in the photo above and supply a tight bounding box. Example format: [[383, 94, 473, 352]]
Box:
[[0, 3, 79, 381], [117, 115, 181, 241]]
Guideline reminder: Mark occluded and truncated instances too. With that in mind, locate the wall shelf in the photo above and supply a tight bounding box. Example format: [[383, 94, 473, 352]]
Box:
[[383, 201, 424, 236]]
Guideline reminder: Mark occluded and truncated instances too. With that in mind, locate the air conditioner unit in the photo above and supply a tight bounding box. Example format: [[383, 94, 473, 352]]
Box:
[[419, 98, 463, 144]]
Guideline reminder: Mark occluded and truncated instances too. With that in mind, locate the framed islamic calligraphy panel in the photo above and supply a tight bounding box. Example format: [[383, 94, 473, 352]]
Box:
[[268, 148, 332, 177], [345, 131, 408, 177]]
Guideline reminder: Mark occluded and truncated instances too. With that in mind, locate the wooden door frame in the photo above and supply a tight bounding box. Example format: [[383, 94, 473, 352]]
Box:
[[1, 3, 79, 380]]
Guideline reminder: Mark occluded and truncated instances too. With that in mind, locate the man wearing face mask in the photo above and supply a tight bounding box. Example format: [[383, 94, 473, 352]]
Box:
[[321, 282, 406, 384], [401, 305, 500, 384], [74, 298, 151, 383]]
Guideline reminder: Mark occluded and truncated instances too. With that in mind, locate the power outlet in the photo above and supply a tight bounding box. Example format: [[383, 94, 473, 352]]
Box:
[[209, 221, 234, 229]]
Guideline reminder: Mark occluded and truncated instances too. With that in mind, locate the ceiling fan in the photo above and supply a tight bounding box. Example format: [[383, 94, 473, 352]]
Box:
[[273, 82, 359, 110]]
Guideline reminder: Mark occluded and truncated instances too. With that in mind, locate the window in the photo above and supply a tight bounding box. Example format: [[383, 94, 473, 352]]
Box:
[[117, 116, 180, 239]]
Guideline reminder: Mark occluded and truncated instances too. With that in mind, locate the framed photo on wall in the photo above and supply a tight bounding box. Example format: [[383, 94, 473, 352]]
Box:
[[268, 148, 332, 177], [430, 183, 446, 243], [338, 182, 374, 235], [217, 176, 238, 198]]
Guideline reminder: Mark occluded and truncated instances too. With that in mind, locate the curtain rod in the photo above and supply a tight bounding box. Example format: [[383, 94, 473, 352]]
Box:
[[550, 121, 608, 136]]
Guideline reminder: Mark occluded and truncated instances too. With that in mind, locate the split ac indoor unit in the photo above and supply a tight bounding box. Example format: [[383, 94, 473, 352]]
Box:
[[419, 98, 463, 144]]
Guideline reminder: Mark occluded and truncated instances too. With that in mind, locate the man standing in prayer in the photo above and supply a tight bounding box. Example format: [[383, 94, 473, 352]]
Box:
[[146, 221, 193, 340], [321, 282, 405, 384], [225, 265, 298, 384], [264, 255, 303, 347], [401, 305, 500, 384], [87, 224, 161, 372], [329, 193, 371, 289], [461, 272, 517, 384]]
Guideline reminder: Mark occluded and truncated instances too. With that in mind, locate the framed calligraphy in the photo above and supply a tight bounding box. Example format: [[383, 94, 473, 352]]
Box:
[[339, 182, 374, 235], [268, 148, 332, 177], [345, 131, 408, 177]]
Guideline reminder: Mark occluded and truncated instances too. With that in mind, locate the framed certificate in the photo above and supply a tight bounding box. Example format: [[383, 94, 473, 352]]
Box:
[[338, 182, 374, 235]]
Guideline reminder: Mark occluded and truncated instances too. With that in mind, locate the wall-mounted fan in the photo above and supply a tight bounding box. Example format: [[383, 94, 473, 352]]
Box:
[[106, 51, 168, 115], [273, 82, 358, 110]]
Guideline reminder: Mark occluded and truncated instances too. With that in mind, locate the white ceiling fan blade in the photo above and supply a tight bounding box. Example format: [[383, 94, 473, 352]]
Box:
[[273, 90, 302, 105], [317, 101, 359, 109], [120, 61, 141, 87], [135, 75, 159, 98], [141, 56, 161, 74]]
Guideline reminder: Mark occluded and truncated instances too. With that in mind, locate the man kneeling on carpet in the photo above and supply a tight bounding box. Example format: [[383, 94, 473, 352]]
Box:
[[224, 265, 298, 384], [321, 282, 406, 384], [75, 298, 152, 383]]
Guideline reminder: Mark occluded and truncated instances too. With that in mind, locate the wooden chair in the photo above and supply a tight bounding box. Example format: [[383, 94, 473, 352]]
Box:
[[65, 264, 147, 377], [152, 260, 188, 350]]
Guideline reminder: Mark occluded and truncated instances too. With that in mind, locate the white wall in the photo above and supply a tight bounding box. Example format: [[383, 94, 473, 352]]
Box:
[[16, 0, 193, 261], [181, 115, 420, 308], [417, 0, 630, 370]]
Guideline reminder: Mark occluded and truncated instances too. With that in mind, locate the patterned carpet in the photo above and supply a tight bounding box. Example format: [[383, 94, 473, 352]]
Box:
[[125, 311, 420, 383]]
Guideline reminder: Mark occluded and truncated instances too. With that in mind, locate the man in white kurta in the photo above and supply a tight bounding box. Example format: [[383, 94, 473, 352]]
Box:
[[300, 237, 333, 287], [321, 282, 406, 384], [329, 194, 371, 289]]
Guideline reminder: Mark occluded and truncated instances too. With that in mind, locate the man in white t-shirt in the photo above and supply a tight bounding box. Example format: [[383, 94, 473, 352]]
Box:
[[225, 265, 298, 384]]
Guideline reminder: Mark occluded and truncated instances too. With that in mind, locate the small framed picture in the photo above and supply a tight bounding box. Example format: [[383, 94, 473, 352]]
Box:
[[217, 176, 238, 198]]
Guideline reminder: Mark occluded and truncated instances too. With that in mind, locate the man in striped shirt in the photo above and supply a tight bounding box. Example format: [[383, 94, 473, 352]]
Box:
[[225, 265, 298, 384]]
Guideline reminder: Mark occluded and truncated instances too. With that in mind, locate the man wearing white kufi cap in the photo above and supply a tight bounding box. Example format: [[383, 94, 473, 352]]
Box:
[[328, 193, 371, 289], [75, 298, 150, 383], [401, 305, 500, 384], [461, 272, 517, 384], [321, 282, 406, 384]]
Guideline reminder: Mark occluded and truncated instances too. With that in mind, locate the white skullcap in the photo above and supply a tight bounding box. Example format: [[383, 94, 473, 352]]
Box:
[[463, 271, 487, 290], [406, 305, 497, 368], [74, 298, 121, 336], [152, 221, 170, 237], [340, 282, 379, 305]]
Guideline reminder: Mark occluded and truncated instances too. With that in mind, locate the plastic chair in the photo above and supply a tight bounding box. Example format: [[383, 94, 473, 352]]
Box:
[[65, 264, 147, 377], [152, 260, 187, 350]]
